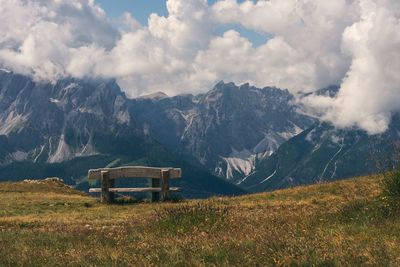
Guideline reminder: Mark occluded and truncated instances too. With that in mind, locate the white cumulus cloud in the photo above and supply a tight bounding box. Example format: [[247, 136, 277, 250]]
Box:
[[302, 0, 400, 134], [0, 0, 399, 134]]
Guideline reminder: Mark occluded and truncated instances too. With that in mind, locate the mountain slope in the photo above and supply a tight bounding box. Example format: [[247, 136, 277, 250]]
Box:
[[241, 116, 400, 192], [0, 70, 245, 197], [130, 81, 314, 183], [0, 70, 132, 164]]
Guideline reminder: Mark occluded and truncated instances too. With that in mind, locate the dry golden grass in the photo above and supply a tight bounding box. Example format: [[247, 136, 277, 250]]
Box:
[[1, 175, 400, 266]]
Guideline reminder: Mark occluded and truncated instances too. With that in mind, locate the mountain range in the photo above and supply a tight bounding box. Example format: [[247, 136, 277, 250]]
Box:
[[1, 69, 399, 196], [129, 81, 315, 183], [0, 70, 244, 198], [240, 118, 400, 192]]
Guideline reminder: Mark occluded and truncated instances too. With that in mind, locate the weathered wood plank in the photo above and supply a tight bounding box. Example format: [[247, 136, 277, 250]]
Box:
[[88, 166, 182, 180], [100, 171, 111, 203], [89, 187, 181, 193], [161, 170, 170, 200]]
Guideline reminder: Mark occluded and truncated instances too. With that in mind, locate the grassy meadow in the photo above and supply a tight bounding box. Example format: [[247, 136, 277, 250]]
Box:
[[1, 176, 400, 266]]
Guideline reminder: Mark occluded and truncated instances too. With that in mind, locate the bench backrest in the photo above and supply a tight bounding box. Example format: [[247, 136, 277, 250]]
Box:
[[88, 166, 182, 180]]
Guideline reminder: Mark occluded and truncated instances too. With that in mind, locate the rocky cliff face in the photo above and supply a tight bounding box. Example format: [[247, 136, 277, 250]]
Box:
[[130, 81, 315, 183], [2, 69, 396, 194], [240, 115, 400, 192], [0, 70, 314, 184], [0, 69, 132, 165], [0, 70, 246, 197]]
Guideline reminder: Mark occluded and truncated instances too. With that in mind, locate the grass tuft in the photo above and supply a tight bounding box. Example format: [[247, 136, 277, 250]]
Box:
[[154, 201, 229, 234]]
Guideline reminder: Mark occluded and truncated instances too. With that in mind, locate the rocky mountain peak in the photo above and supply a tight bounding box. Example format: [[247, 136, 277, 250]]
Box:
[[130, 81, 315, 183], [138, 91, 169, 100], [0, 72, 132, 164]]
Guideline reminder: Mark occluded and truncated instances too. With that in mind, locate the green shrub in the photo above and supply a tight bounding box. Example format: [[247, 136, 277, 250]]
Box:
[[380, 170, 400, 213], [373, 143, 400, 212], [381, 170, 400, 197]]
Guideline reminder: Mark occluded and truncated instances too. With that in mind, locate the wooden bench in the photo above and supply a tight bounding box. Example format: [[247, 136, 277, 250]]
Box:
[[88, 166, 182, 203]]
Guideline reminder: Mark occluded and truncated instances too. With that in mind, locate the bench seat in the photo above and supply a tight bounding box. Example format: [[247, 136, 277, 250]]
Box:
[[89, 187, 181, 193], [88, 166, 182, 202]]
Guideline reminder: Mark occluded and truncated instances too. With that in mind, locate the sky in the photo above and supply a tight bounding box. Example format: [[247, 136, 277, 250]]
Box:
[[95, 0, 169, 25], [95, 0, 270, 46], [94, 0, 247, 23], [0, 0, 399, 134]]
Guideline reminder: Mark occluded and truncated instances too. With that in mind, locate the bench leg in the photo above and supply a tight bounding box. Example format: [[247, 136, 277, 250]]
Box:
[[152, 178, 160, 202], [161, 170, 170, 201], [101, 171, 111, 203]]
